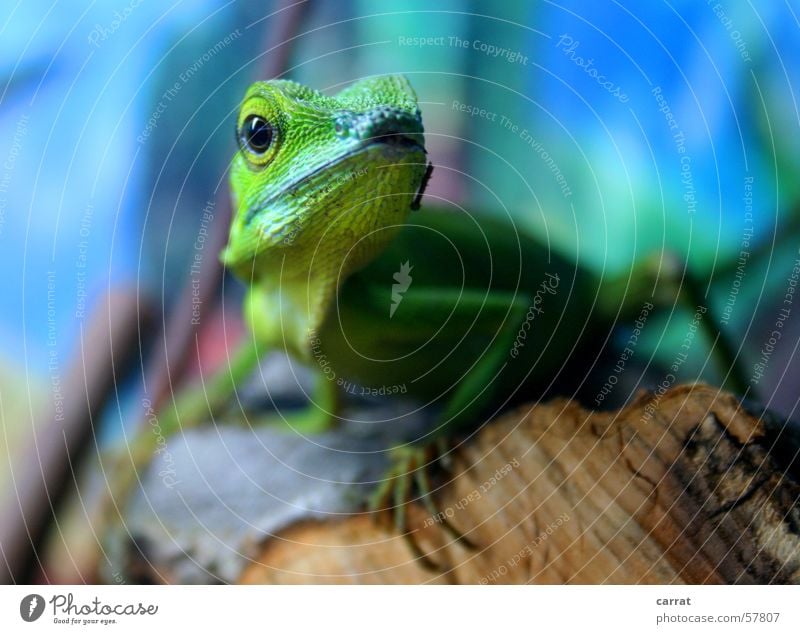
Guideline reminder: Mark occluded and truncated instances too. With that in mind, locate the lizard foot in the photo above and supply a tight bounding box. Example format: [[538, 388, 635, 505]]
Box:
[[368, 442, 476, 571]]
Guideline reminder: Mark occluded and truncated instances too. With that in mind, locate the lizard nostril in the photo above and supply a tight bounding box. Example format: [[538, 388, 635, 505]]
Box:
[[334, 113, 354, 139]]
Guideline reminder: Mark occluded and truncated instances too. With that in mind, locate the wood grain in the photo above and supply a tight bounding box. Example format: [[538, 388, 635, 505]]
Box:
[[239, 384, 800, 584]]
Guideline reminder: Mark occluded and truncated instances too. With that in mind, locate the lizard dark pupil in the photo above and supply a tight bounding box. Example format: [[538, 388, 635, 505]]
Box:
[[243, 115, 273, 154]]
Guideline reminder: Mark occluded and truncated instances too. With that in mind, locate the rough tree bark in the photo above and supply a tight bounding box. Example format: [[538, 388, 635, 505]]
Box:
[[238, 384, 800, 584]]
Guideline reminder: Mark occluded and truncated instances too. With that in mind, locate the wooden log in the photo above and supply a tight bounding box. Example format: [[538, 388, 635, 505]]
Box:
[[238, 384, 800, 584]]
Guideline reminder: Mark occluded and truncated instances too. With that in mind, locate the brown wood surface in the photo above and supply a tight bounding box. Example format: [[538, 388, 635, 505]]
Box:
[[239, 384, 800, 584]]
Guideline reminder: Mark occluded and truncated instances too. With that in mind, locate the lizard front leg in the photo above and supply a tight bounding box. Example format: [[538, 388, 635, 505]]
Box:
[[365, 287, 533, 563]]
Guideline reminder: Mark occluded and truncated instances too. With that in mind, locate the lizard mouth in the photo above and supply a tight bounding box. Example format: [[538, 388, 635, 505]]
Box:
[[240, 135, 426, 228]]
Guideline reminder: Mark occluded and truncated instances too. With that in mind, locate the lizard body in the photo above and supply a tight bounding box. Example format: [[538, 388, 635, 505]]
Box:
[[226, 74, 593, 436]]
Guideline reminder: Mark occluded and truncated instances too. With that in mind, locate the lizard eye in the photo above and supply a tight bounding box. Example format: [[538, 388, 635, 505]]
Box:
[[239, 114, 274, 155]]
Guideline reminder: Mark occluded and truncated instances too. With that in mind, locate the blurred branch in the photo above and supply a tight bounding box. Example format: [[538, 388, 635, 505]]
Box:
[[0, 290, 145, 583]]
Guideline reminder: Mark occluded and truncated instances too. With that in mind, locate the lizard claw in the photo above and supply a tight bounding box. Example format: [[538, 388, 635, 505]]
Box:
[[368, 442, 477, 571]]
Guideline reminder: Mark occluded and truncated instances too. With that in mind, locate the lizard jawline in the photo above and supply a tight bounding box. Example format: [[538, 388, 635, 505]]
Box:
[[242, 134, 426, 228]]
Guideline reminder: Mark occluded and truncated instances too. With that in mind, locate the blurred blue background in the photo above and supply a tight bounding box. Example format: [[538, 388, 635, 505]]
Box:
[[1, 1, 800, 569]]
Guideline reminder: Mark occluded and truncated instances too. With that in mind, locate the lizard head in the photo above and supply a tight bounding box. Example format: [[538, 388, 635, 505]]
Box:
[[222, 75, 430, 281]]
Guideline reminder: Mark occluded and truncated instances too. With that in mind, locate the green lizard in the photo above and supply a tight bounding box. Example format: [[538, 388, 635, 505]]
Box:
[[112, 74, 744, 555], [219, 74, 595, 521]]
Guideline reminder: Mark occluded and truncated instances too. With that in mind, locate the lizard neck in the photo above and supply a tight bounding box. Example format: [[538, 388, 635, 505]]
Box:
[[244, 214, 407, 359], [244, 250, 347, 361]]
